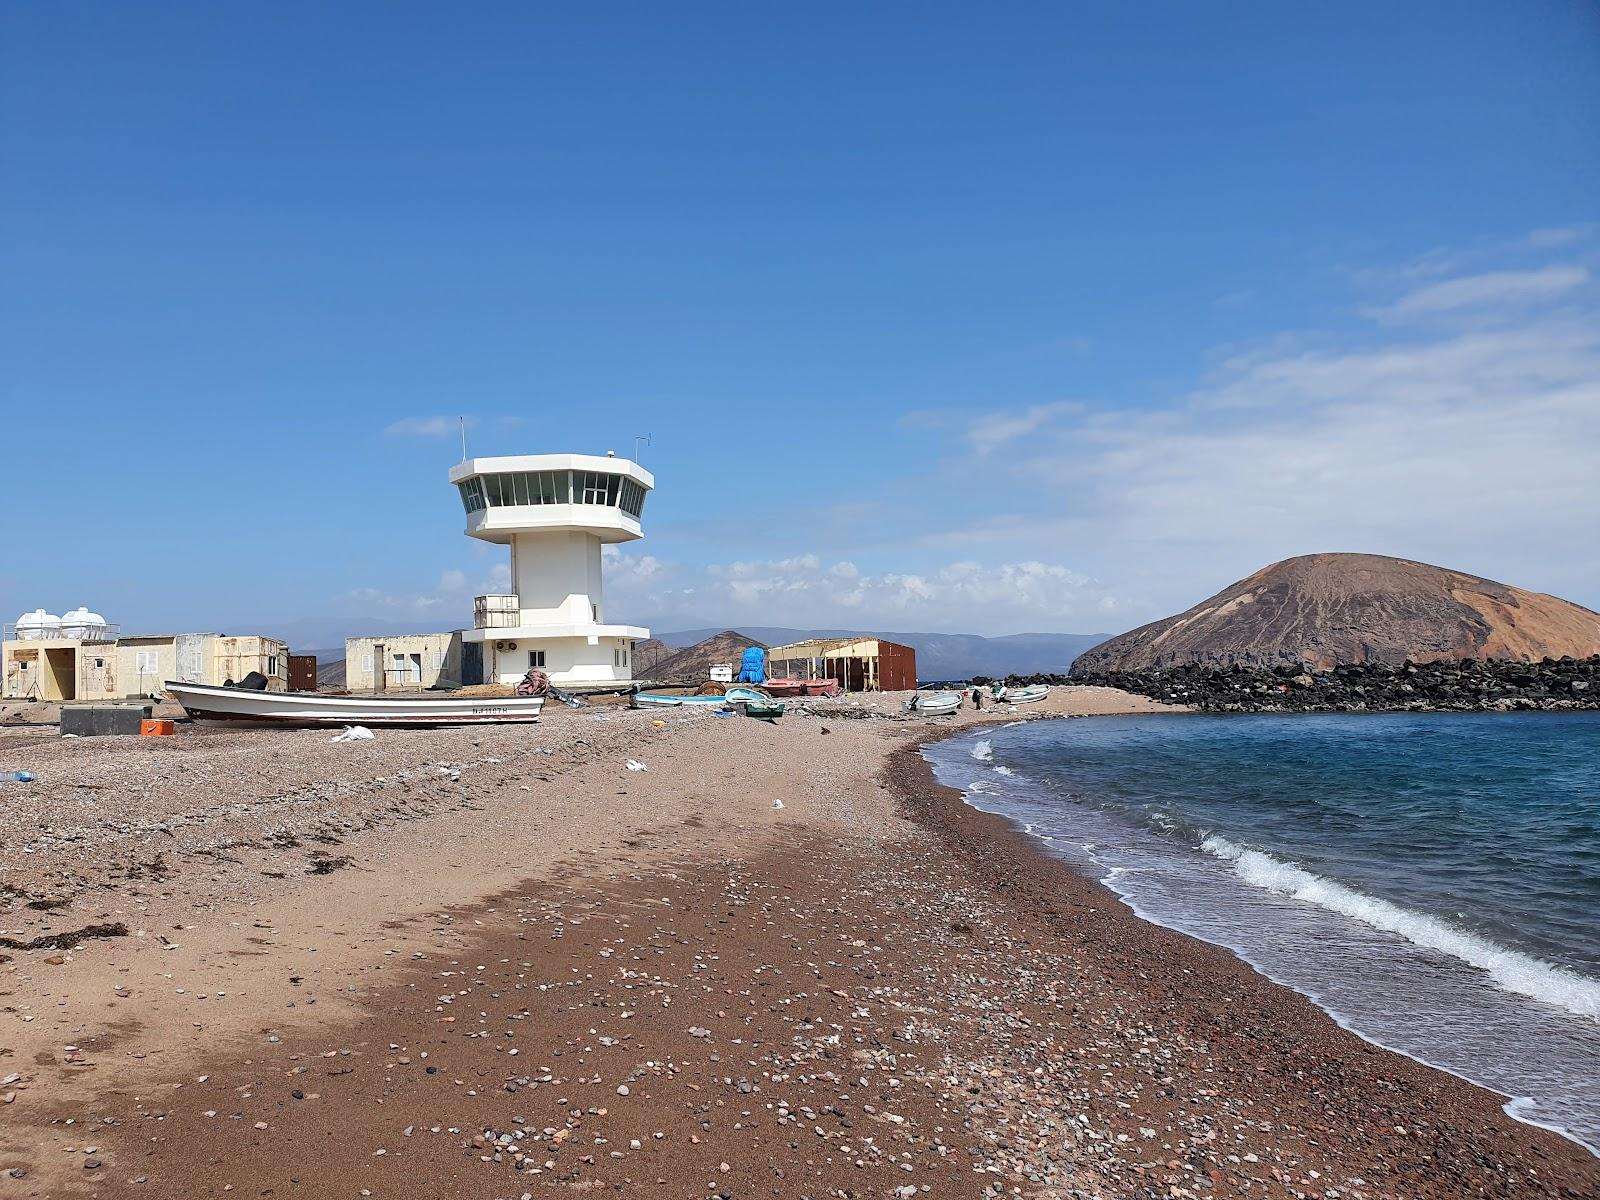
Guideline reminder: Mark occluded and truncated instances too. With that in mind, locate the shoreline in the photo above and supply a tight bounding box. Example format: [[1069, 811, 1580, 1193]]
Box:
[[903, 715, 1600, 1158], [2, 689, 1594, 1197], [888, 718, 1600, 1187]]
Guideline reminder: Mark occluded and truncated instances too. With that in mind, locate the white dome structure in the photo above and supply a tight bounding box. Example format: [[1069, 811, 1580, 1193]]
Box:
[[15, 609, 60, 640], [60, 607, 109, 640]]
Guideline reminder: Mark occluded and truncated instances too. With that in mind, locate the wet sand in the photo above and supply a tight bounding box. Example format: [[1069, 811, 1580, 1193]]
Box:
[[0, 688, 1594, 1198]]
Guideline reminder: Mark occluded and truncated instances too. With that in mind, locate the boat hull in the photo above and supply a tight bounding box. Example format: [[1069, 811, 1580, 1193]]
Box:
[[1000, 686, 1049, 705], [632, 692, 729, 708], [911, 692, 962, 716], [760, 679, 807, 697], [166, 682, 544, 726]]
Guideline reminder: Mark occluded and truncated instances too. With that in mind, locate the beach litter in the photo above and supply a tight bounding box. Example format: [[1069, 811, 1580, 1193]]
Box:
[[0, 771, 34, 783], [624, 759, 648, 772], [330, 726, 375, 743]]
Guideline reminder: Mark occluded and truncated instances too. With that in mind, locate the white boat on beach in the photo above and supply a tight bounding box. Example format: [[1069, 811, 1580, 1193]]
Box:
[[166, 681, 544, 726], [999, 685, 1049, 705], [908, 691, 962, 716]]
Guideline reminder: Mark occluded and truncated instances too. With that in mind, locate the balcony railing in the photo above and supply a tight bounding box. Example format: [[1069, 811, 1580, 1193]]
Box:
[[473, 594, 521, 630], [4, 622, 122, 642]]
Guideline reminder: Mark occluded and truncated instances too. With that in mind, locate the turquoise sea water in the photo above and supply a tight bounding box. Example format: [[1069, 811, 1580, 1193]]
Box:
[[923, 712, 1600, 1153]]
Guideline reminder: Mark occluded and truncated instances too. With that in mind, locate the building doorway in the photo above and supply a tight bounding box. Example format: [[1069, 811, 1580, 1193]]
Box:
[[44, 647, 76, 700]]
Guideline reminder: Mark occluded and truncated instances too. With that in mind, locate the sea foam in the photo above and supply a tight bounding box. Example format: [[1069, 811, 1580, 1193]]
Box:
[[1200, 836, 1600, 1020], [970, 739, 994, 762]]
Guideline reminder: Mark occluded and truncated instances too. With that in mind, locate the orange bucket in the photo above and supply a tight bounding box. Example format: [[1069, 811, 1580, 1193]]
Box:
[[140, 719, 175, 737]]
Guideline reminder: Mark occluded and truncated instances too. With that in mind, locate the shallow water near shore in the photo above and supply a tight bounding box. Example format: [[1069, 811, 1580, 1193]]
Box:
[[925, 711, 1600, 1154]]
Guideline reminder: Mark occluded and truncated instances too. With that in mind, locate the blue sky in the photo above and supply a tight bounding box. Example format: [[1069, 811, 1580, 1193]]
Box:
[[3, 2, 1597, 646]]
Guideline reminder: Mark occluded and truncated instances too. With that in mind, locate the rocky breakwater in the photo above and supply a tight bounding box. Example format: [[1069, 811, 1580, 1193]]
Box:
[[1015, 655, 1600, 713]]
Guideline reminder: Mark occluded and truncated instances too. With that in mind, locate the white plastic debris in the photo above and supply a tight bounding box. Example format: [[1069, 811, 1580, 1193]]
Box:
[[625, 759, 648, 772], [772, 798, 785, 809], [331, 725, 375, 743]]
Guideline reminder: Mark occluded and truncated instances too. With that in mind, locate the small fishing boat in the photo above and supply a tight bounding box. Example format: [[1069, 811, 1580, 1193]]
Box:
[[741, 698, 786, 721], [908, 691, 962, 716], [166, 681, 544, 726], [759, 678, 808, 697], [999, 685, 1049, 705], [802, 679, 841, 697], [631, 691, 730, 708], [723, 686, 772, 704]]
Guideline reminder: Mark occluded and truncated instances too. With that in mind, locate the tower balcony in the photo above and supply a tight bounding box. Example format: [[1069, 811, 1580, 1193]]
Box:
[[473, 595, 522, 630]]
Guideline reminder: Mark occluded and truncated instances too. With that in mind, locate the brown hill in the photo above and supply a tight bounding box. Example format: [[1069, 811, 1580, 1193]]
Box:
[[645, 631, 768, 683], [1071, 553, 1600, 673]]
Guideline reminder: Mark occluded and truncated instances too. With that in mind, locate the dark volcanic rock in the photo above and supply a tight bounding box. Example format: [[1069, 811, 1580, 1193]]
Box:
[[1071, 553, 1600, 673], [1027, 655, 1600, 714]]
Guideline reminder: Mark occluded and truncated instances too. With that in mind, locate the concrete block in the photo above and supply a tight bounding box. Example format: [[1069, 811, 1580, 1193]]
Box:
[[60, 703, 153, 737]]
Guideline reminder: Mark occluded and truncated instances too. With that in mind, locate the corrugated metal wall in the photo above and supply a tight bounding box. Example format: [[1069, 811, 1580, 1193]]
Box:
[[877, 640, 918, 691]]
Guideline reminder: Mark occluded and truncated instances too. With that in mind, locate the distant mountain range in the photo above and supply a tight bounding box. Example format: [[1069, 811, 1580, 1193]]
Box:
[[651, 626, 1110, 680]]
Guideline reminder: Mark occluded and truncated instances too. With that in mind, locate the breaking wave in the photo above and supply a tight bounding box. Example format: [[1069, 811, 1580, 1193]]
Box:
[[1201, 836, 1600, 1020], [970, 739, 994, 762]]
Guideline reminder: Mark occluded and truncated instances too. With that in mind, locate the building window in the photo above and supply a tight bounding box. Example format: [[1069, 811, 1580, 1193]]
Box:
[[457, 477, 487, 513], [135, 649, 159, 675], [267, 655, 278, 676], [528, 650, 545, 668], [618, 478, 646, 518], [362, 653, 374, 673]]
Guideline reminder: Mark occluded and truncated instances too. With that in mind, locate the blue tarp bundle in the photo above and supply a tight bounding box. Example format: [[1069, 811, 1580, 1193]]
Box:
[[736, 646, 767, 684]]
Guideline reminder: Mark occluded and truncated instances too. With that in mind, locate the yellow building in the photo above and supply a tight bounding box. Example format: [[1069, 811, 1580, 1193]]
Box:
[[117, 634, 289, 696], [2, 629, 288, 701], [343, 632, 474, 691]]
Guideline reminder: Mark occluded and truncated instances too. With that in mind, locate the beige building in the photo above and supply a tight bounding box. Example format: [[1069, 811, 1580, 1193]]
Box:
[[344, 632, 474, 691], [1, 638, 119, 701], [2, 631, 288, 701], [116, 634, 289, 696]]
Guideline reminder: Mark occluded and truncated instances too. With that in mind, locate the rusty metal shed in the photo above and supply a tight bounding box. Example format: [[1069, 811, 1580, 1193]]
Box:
[[765, 636, 917, 692]]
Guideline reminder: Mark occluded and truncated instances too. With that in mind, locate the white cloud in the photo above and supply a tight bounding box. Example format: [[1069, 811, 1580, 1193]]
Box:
[[931, 307, 1600, 618], [384, 415, 475, 438], [600, 549, 1118, 633], [1373, 266, 1588, 321], [968, 401, 1082, 456], [1527, 225, 1595, 249], [342, 565, 503, 617]]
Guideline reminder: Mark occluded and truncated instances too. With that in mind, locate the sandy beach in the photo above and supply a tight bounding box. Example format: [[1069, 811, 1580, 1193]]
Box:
[[1, 688, 1595, 1200]]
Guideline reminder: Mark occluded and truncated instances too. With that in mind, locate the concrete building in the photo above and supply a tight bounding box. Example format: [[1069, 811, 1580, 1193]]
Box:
[[344, 632, 478, 691], [450, 452, 653, 685], [116, 634, 289, 696], [2, 623, 288, 701]]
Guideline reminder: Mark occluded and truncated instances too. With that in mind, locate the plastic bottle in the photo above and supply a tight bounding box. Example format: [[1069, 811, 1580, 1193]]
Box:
[[0, 771, 33, 783]]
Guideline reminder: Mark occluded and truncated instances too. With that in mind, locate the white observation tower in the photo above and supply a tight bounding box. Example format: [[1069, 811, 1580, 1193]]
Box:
[[450, 452, 652, 685]]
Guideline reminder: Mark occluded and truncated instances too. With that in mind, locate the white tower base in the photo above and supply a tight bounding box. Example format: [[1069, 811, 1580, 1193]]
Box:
[[450, 453, 654, 687]]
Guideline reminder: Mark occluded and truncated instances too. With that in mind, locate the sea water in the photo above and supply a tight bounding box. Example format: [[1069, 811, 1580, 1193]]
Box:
[[923, 712, 1600, 1153]]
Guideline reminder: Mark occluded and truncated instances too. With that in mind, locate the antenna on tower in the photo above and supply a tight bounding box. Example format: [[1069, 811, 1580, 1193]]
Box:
[[633, 433, 652, 463], [460, 416, 468, 461]]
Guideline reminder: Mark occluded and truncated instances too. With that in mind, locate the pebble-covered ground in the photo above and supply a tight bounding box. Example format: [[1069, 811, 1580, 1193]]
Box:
[[1, 690, 1593, 1198]]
